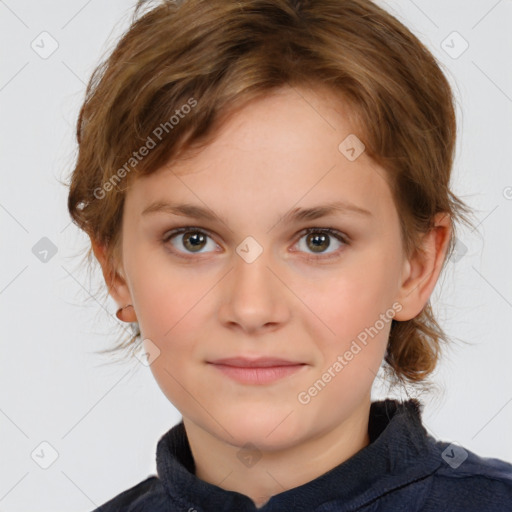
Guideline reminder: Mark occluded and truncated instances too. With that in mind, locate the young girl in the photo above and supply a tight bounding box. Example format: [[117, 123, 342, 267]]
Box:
[[66, 0, 512, 510]]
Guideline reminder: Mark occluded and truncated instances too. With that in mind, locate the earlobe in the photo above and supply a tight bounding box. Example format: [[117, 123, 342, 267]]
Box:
[[393, 213, 452, 322], [90, 237, 137, 322]]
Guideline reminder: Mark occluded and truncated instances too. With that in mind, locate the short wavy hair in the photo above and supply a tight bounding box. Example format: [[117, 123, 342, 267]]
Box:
[[66, 0, 476, 395]]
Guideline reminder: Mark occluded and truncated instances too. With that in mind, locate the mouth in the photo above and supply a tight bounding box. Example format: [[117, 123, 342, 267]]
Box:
[[206, 357, 308, 385]]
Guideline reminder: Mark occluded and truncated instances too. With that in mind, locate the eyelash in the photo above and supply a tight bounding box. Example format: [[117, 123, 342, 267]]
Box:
[[161, 226, 350, 261]]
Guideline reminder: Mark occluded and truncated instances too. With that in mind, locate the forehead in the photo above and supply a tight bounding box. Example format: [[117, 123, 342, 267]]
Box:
[[126, 85, 397, 228]]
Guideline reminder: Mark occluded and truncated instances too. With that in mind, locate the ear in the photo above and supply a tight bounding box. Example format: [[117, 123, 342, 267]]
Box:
[[393, 212, 452, 321], [90, 237, 137, 322]]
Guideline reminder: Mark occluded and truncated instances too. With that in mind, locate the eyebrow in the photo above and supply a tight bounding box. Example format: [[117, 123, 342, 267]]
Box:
[[141, 199, 373, 226]]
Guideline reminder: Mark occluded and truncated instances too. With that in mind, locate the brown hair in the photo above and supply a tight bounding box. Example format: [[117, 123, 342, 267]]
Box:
[[66, 0, 476, 394]]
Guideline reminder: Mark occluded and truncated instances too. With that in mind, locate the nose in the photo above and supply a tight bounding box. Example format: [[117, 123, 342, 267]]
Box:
[[217, 246, 290, 334]]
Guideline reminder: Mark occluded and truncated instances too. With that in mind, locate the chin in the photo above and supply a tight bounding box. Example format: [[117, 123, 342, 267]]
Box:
[[218, 408, 308, 451]]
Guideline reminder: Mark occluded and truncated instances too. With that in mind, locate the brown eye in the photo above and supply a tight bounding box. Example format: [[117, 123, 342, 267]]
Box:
[[164, 228, 217, 255], [182, 231, 208, 252], [305, 232, 331, 253], [295, 228, 348, 258]]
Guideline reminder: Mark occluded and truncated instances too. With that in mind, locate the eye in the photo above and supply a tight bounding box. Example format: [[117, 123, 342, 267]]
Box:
[[163, 227, 218, 256], [293, 228, 349, 259]]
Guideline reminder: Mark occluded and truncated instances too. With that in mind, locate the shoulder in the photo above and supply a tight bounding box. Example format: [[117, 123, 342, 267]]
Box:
[[423, 440, 512, 511], [90, 476, 169, 512]]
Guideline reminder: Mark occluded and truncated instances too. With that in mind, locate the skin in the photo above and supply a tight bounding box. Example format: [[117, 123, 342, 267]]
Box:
[[92, 85, 451, 508]]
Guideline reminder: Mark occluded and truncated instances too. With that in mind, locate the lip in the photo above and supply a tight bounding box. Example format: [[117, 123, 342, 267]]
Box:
[[208, 357, 304, 367], [207, 357, 308, 385]]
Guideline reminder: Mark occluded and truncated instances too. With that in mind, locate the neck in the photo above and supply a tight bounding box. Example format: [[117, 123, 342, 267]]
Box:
[[182, 398, 372, 508]]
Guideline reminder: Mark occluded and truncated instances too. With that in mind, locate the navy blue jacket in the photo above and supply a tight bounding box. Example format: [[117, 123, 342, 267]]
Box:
[[91, 399, 512, 511]]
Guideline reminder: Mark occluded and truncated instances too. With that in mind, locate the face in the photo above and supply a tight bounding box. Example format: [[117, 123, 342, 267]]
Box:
[[112, 85, 418, 449]]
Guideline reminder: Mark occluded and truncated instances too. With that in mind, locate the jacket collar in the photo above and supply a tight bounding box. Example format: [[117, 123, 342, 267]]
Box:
[[155, 399, 443, 511]]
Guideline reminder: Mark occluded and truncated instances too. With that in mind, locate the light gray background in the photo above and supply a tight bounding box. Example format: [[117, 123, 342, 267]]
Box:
[[1, 0, 511, 510]]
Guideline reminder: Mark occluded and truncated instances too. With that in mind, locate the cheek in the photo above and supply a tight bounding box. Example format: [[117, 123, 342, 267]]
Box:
[[126, 243, 211, 341], [133, 266, 210, 411], [300, 259, 397, 338], [293, 255, 398, 385], [297, 266, 395, 412]]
